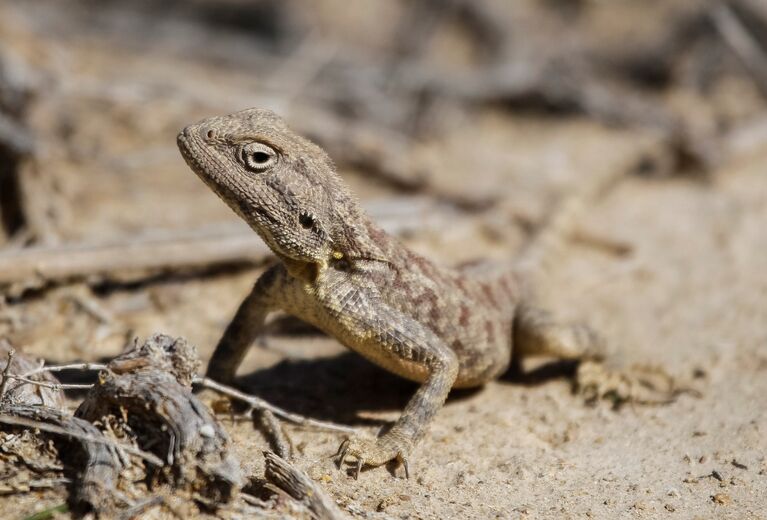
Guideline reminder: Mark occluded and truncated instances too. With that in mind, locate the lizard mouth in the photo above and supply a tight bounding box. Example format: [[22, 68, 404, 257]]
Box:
[[176, 127, 230, 193], [176, 129, 199, 173], [176, 128, 202, 174]]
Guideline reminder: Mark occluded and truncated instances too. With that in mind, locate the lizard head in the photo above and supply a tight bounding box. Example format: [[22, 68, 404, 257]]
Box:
[[177, 108, 356, 266]]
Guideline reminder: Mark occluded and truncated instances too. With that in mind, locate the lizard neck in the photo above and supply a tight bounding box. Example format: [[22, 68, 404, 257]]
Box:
[[276, 204, 391, 282], [328, 202, 391, 264], [281, 256, 323, 283]]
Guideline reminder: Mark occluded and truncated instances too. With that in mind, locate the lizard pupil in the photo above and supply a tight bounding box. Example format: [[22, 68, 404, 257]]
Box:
[[252, 151, 270, 164]]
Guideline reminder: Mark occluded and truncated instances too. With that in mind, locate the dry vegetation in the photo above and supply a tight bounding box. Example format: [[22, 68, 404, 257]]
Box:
[[0, 0, 766, 518]]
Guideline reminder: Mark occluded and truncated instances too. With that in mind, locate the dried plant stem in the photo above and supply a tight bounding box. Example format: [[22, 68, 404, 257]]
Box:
[[0, 346, 15, 402], [194, 376, 359, 435], [7, 375, 93, 392], [0, 413, 163, 466], [21, 362, 107, 378]]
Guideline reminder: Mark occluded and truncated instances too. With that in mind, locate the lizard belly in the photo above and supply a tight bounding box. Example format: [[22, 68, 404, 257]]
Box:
[[277, 285, 433, 383], [291, 303, 507, 387], [321, 315, 433, 384], [284, 303, 511, 387], [279, 274, 513, 387], [340, 337, 431, 384]]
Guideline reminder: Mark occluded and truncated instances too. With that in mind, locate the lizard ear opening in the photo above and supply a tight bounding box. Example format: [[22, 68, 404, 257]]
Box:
[[299, 211, 316, 230]]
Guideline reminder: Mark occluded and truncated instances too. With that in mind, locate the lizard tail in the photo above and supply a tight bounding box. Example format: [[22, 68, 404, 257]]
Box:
[[513, 168, 625, 293]]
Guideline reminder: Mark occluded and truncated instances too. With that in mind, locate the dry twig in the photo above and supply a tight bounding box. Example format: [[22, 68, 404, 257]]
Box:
[[710, 0, 767, 98], [21, 362, 107, 378], [5, 375, 93, 392], [0, 414, 161, 466], [0, 197, 449, 293], [264, 451, 348, 520], [255, 409, 292, 460], [194, 376, 359, 436], [0, 406, 127, 512], [0, 343, 15, 402]]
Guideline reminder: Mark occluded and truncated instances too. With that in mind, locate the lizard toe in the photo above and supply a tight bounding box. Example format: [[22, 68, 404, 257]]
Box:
[[575, 360, 689, 408], [334, 434, 411, 479]]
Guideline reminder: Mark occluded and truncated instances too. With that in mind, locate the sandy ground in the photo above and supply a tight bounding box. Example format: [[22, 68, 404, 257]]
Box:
[[0, 1, 765, 518]]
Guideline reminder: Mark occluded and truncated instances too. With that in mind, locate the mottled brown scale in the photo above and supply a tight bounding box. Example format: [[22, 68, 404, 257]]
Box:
[[458, 305, 471, 327], [177, 108, 622, 479]]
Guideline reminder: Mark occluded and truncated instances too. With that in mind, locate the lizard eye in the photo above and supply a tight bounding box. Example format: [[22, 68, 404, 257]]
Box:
[[240, 142, 277, 172]]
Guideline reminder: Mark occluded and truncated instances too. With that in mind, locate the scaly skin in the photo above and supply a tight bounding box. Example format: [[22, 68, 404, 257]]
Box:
[[177, 108, 667, 479]]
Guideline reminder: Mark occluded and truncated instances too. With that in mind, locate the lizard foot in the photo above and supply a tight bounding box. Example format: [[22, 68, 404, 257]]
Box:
[[334, 433, 412, 480], [575, 360, 692, 408]]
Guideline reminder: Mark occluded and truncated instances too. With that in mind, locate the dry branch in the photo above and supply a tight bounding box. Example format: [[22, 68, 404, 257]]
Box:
[[737, 0, 767, 26], [0, 344, 15, 403], [76, 334, 242, 506], [264, 451, 348, 520], [0, 413, 159, 466], [0, 197, 450, 293], [0, 346, 137, 513], [21, 361, 107, 378], [0, 407, 125, 513], [194, 376, 359, 436], [0, 225, 269, 291], [710, 0, 767, 98], [254, 409, 292, 460]]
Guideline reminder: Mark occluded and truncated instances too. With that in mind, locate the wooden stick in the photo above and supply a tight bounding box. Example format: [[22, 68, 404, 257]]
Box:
[[4, 353, 357, 439], [711, 0, 767, 98], [0, 479, 71, 495], [0, 345, 15, 402], [21, 361, 107, 378], [194, 376, 360, 435], [263, 451, 348, 520], [6, 375, 93, 391], [254, 409, 292, 460], [737, 0, 767, 26], [0, 224, 268, 288], [0, 197, 447, 290], [0, 413, 163, 466]]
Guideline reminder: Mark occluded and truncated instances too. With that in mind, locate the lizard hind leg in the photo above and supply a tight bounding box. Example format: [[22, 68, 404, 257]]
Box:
[[512, 304, 680, 407], [512, 304, 608, 362]]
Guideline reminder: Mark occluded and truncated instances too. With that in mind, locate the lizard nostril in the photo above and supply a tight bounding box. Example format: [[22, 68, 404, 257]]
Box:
[[206, 129, 216, 140]]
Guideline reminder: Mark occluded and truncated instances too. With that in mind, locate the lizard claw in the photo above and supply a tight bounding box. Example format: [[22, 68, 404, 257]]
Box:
[[334, 438, 350, 469], [334, 434, 412, 480]]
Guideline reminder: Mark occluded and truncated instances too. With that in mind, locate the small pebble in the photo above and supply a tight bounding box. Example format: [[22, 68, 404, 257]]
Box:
[[712, 493, 731, 505], [199, 424, 215, 438], [731, 459, 748, 470]]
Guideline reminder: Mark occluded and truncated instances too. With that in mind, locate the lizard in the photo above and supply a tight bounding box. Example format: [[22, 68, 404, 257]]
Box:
[[177, 108, 674, 479]]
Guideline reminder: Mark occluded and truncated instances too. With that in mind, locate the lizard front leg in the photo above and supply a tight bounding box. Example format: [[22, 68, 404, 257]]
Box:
[[206, 264, 287, 384], [323, 274, 459, 479], [336, 358, 457, 479]]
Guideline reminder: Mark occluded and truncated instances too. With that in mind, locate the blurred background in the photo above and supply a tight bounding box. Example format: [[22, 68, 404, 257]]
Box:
[[0, 1, 766, 518]]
